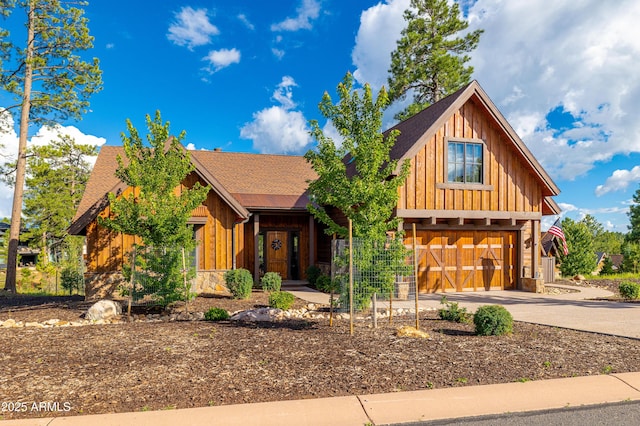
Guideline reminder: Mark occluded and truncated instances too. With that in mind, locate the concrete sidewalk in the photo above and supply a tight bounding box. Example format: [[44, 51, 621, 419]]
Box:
[[285, 283, 640, 339], [5, 373, 640, 425]]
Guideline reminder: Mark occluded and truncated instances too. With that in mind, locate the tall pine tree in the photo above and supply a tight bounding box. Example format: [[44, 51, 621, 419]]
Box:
[[388, 0, 483, 121], [22, 135, 96, 261], [0, 0, 102, 292]]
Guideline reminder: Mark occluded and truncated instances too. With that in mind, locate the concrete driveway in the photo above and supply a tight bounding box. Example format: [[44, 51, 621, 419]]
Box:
[[285, 283, 640, 339]]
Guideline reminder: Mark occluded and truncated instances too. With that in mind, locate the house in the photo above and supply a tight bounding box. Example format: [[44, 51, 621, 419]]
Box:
[[69, 80, 560, 299], [384, 81, 560, 292]]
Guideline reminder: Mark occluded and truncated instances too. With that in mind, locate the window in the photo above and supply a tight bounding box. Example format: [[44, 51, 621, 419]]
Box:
[[448, 141, 483, 184], [191, 224, 204, 270]]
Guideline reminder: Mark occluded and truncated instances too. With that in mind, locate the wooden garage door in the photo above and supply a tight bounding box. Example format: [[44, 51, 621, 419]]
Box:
[[411, 230, 516, 293]]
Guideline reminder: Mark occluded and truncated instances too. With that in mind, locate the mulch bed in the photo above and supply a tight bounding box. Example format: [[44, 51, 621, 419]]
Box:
[[1, 287, 639, 420]]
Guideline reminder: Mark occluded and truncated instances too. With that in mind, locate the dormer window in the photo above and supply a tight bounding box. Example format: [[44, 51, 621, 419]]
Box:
[[447, 140, 483, 184]]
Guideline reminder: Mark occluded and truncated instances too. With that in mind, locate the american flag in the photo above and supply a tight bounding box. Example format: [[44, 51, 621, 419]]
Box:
[[548, 218, 568, 255]]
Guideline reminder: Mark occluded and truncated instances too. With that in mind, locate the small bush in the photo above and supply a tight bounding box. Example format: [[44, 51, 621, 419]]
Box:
[[204, 307, 230, 321], [473, 305, 513, 336], [306, 265, 322, 287], [619, 281, 640, 299], [315, 274, 338, 293], [261, 272, 282, 292], [60, 267, 84, 295], [224, 268, 253, 300], [268, 291, 295, 310], [437, 296, 469, 323]]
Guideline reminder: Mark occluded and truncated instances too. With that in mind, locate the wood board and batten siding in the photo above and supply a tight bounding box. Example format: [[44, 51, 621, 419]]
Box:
[[182, 173, 245, 272], [398, 99, 542, 215], [394, 84, 558, 292], [85, 172, 244, 274]]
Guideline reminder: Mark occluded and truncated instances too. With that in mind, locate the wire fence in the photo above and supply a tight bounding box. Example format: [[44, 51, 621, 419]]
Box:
[[331, 231, 426, 332], [122, 245, 195, 311]]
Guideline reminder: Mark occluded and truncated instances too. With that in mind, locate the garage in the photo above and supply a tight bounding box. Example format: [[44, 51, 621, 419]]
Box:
[[410, 230, 516, 292]]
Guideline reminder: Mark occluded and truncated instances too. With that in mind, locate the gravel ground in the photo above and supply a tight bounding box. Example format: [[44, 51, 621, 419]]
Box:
[[1, 284, 639, 420]]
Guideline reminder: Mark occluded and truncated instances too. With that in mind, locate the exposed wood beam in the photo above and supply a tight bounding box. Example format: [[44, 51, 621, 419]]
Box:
[[397, 209, 541, 221], [447, 217, 464, 226], [474, 218, 491, 226], [421, 217, 436, 226]]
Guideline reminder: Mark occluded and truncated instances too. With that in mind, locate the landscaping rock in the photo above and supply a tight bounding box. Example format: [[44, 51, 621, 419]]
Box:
[[85, 300, 122, 321], [230, 307, 283, 322]]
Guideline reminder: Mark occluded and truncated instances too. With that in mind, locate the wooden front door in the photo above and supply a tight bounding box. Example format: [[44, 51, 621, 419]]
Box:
[[266, 231, 288, 279], [412, 230, 516, 293]]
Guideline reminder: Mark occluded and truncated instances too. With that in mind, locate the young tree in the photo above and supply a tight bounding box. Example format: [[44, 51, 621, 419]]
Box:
[[626, 184, 640, 244], [557, 217, 597, 277], [99, 111, 209, 306], [388, 0, 483, 121], [305, 72, 410, 241], [305, 73, 412, 310], [0, 0, 102, 292]]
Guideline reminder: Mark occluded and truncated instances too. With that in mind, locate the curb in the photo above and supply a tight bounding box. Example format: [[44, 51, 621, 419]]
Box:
[[3, 373, 639, 425]]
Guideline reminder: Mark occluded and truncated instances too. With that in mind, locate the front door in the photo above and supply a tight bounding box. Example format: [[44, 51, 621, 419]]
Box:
[[266, 231, 289, 279]]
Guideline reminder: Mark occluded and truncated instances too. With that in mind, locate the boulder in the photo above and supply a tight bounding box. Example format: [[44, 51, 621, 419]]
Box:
[[230, 307, 283, 322], [85, 300, 122, 321]]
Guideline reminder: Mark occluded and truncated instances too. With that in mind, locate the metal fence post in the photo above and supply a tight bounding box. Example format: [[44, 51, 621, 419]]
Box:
[[349, 219, 354, 336], [413, 223, 419, 330]]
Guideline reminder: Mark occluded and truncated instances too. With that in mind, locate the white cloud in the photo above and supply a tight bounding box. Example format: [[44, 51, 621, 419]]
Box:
[[350, 0, 640, 184], [167, 7, 219, 50], [321, 120, 343, 147], [237, 14, 255, 31], [466, 0, 640, 180], [272, 48, 285, 60], [202, 48, 241, 73], [0, 114, 105, 219], [271, 0, 320, 32], [240, 77, 311, 154], [351, 0, 409, 91], [595, 166, 640, 196]]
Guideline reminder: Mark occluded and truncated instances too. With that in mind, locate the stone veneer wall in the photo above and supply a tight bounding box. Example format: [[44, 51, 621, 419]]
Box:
[[191, 270, 231, 296], [84, 270, 230, 301]]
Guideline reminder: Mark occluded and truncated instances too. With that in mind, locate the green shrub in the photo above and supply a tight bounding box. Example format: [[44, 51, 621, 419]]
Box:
[[60, 267, 84, 295], [306, 265, 322, 287], [261, 272, 282, 292], [473, 305, 513, 336], [204, 307, 230, 321], [224, 268, 253, 299], [315, 274, 339, 293], [268, 291, 295, 310], [438, 296, 469, 323], [619, 281, 640, 299]]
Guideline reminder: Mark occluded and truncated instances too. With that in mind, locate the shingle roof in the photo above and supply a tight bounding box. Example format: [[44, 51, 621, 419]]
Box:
[[190, 151, 317, 208], [346, 80, 560, 198], [69, 147, 316, 235]]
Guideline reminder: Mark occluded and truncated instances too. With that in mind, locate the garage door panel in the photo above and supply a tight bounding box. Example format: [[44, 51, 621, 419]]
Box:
[[409, 229, 516, 293]]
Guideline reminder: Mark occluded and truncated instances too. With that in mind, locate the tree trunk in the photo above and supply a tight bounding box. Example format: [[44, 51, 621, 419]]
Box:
[[4, 3, 35, 292]]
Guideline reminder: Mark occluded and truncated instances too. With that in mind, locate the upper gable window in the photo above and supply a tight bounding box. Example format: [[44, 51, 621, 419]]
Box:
[[447, 141, 483, 184]]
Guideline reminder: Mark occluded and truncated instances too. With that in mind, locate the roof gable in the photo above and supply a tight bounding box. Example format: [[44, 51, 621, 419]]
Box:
[[388, 80, 559, 197], [69, 146, 317, 234]]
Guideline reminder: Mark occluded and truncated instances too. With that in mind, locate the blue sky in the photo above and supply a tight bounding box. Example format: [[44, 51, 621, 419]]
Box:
[[1, 0, 640, 235]]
